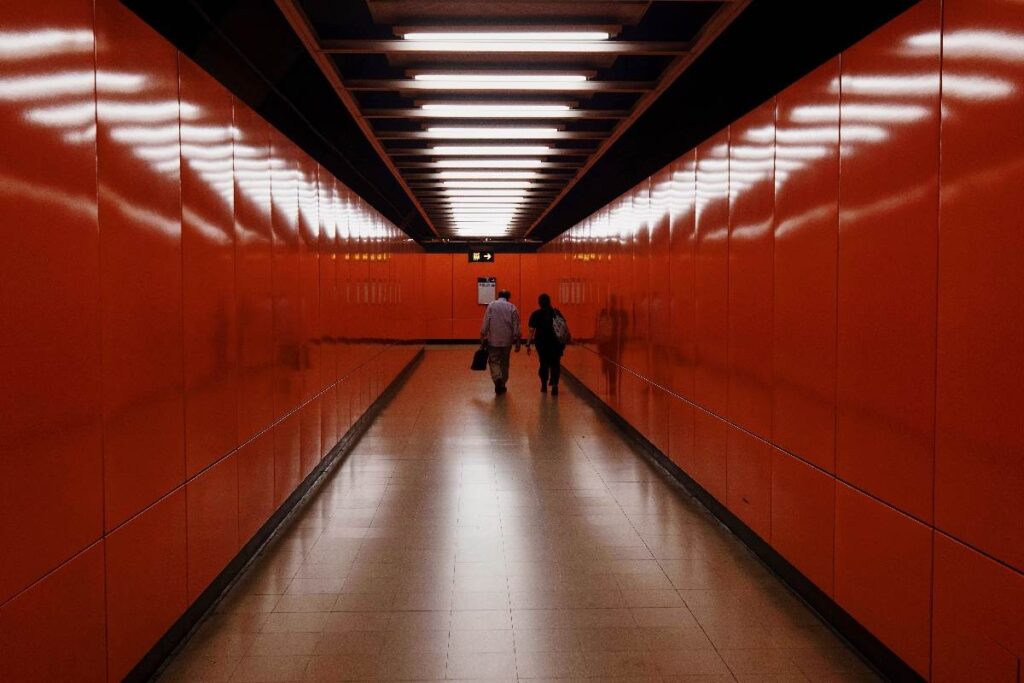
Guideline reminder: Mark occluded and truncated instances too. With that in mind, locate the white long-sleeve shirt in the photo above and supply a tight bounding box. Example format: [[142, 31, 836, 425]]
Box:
[[481, 298, 521, 347]]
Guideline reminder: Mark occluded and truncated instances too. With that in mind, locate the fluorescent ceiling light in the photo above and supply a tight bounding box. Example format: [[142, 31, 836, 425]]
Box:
[[401, 32, 610, 42], [413, 73, 589, 90], [420, 103, 571, 118], [425, 127, 560, 139], [437, 171, 539, 180], [415, 73, 587, 82], [445, 204, 528, 210], [433, 159, 544, 168], [442, 181, 534, 189], [442, 189, 535, 197], [431, 145, 551, 156], [445, 209, 529, 213]]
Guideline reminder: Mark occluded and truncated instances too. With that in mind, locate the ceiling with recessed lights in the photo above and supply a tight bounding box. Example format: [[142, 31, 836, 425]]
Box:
[[124, 0, 920, 247], [273, 0, 749, 241]]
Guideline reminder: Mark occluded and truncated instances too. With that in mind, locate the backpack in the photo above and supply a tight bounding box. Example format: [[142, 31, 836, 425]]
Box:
[[552, 310, 571, 345]]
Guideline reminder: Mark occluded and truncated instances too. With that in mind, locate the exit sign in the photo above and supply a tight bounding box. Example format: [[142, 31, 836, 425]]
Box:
[[468, 250, 495, 263]]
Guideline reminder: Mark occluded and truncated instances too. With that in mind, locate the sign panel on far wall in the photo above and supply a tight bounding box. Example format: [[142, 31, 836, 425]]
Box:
[[469, 250, 495, 263], [477, 277, 496, 305]]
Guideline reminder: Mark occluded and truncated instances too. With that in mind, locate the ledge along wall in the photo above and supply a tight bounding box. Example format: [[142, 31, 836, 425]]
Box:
[[540, 0, 1024, 679], [0, 1, 426, 680]]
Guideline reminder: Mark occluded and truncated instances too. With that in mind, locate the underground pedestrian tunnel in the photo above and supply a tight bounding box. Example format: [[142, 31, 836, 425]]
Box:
[[1, 1, 1022, 681]]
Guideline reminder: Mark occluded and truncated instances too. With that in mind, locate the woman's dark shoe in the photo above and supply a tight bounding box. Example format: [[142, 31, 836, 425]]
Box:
[[541, 382, 547, 393], [551, 385, 559, 396]]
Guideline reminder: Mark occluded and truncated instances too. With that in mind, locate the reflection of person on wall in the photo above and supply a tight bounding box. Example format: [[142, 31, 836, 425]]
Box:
[[596, 294, 625, 401], [525, 293, 566, 396], [480, 289, 521, 395]]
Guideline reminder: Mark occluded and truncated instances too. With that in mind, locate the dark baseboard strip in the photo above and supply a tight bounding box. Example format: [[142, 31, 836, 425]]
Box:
[[131, 347, 425, 683], [425, 338, 480, 345], [561, 368, 924, 683]]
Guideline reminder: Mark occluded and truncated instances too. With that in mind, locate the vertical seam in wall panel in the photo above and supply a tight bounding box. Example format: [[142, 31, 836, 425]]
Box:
[[833, 52, 844, 601], [231, 97, 242, 557], [724, 125, 730, 493], [175, 51, 191, 598], [930, 0, 946, 674], [768, 97, 778, 544], [90, 2, 110, 675]]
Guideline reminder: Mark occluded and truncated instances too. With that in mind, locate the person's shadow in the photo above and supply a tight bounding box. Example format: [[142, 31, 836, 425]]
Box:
[[595, 293, 626, 403]]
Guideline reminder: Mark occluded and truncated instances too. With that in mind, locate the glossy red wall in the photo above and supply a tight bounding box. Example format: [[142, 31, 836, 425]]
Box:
[[539, 0, 1024, 678], [0, 1, 425, 680]]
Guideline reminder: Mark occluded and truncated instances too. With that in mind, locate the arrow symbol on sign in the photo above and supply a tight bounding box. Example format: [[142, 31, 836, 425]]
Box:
[[483, 253, 492, 261]]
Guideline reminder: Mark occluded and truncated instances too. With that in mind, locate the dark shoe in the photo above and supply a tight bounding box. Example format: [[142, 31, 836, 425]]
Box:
[[540, 382, 547, 393], [551, 385, 559, 396], [495, 382, 507, 395]]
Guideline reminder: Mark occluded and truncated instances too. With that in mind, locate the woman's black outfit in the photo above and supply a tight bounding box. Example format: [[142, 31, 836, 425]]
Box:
[[528, 307, 565, 390]]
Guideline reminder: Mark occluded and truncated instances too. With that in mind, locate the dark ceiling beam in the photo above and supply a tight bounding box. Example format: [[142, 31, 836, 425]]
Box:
[[319, 40, 690, 56], [526, 0, 752, 237], [345, 80, 655, 93], [273, 0, 439, 237]]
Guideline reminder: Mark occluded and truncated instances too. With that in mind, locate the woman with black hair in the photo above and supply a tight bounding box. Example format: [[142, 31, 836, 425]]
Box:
[[525, 293, 567, 395]]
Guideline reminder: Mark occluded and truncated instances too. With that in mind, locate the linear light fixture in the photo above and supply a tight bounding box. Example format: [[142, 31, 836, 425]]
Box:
[[425, 127, 561, 139], [442, 187, 536, 194], [436, 171, 539, 180], [400, 31, 610, 42], [430, 145, 551, 156], [419, 103, 572, 118], [432, 159, 545, 168], [415, 72, 587, 82], [412, 73, 589, 90], [442, 180, 534, 189]]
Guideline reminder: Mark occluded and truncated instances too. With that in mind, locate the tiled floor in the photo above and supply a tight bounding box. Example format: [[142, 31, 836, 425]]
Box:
[[159, 347, 880, 682]]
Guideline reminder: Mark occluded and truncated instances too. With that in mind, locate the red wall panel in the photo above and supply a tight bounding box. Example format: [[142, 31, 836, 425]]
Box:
[[299, 159, 321, 403], [234, 106, 275, 442], [771, 450, 834, 594], [693, 132, 730, 415], [274, 413, 301, 507], [105, 489, 188, 682], [725, 428, 771, 540], [301, 400, 322, 477], [423, 254, 453, 338], [96, 0, 186, 531], [835, 0, 940, 522], [727, 101, 775, 439], [772, 58, 839, 473], [932, 534, 1024, 681], [692, 410, 727, 501], [186, 455, 239, 601], [0, 0, 104, 604], [0, 544, 107, 683], [934, 0, 1024, 572], [180, 56, 239, 477], [271, 134, 303, 418], [237, 432, 275, 542], [835, 483, 932, 677]]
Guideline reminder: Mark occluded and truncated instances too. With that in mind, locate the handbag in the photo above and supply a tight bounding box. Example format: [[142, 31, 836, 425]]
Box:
[[552, 310, 571, 345], [471, 344, 488, 371]]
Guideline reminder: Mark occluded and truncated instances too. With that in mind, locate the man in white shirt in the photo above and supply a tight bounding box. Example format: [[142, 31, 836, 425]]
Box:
[[480, 289, 521, 394]]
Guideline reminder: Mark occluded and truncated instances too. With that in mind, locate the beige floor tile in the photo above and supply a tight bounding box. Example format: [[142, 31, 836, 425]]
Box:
[[229, 655, 311, 682], [448, 629, 515, 653], [445, 652, 517, 679], [159, 654, 241, 682]]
